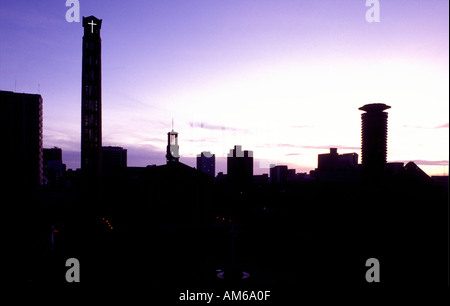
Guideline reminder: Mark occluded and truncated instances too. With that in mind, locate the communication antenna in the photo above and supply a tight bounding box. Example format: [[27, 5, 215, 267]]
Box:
[[172, 118, 174, 131]]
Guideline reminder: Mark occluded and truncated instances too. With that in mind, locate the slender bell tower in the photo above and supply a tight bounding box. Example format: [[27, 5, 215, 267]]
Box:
[[81, 16, 102, 198], [166, 120, 179, 164]]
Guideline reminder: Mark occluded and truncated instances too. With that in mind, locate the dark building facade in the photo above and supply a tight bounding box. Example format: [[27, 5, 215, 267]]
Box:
[[81, 16, 102, 195], [102, 146, 127, 170], [43, 147, 62, 162], [270, 165, 299, 184], [197, 151, 215, 177], [227, 145, 253, 186], [359, 103, 391, 181], [43, 147, 66, 186], [1, 90, 43, 192], [310, 148, 359, 182], [270, 165, 288, 184], [148, 162, 214, 226], [317, 148, 358, 171]]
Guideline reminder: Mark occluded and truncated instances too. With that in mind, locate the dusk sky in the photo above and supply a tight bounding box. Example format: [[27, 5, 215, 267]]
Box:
[[1, 0, 448, 175]]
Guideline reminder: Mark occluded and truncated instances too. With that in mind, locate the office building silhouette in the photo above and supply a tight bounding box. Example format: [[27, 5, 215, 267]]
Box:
[[318, 148, 358, 171], [197, 151, 215, 177], [227, 145, 253, 185], [43, 147, 66, 186], [1, 90, 43, 192], [102, 146, 127, 170], [43, 147, 62, 162], [359, 103, 391, 181], [311, 148, 359, 182], [270, 165, 289, 184], [81, 16, 102, 196]]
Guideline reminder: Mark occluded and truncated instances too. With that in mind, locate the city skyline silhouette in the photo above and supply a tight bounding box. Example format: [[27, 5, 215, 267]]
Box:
[[1, 0, 448, 300], [0, 1, 448, 177]]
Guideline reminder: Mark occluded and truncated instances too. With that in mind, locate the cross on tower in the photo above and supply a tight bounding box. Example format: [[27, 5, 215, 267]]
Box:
[[88, 20, 97, 33]]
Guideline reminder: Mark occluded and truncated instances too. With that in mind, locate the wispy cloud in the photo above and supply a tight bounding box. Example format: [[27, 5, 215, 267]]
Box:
[[44, 128, 80, 151], [435, 123, 449, 129], [184, 138, 218, 143], [300, 145, 360, 151], [277, 144, 298, 148], [403, 123, 449, 129], [188, 121, 247, 132], [0, 6, 60, 28], [259, 143, 360, 151], [142, 137, 165, 143], [290, 125, 313, 129], [392, 160, 449, 166], [116, 92, 165, 112]]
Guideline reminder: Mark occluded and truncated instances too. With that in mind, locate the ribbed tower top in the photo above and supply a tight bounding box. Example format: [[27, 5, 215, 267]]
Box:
[[359, 103, 391, 112]]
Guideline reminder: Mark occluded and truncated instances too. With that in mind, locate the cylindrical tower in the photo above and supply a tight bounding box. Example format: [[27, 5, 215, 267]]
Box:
[[359, 103, 391, 181]]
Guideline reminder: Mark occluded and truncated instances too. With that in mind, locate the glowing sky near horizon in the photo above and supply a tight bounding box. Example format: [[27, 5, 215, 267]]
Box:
[[1, 0, 448, 175]]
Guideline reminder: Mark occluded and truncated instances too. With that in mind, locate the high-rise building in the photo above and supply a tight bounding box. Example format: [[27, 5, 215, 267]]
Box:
[[310, 148, 359, 182], [197, 151, 215, 177], [102, 146, 127, 170], [270, 165, 288, 184], [44, 147, 62, 162], [270, 165, 299, 184], [81, 16, 102, 195], [43, 147, 66, 186], [359, 103, 391, 181], [317, 148, 358, 171], [1, 90, 43, 191], [227, 145, 253, 185]]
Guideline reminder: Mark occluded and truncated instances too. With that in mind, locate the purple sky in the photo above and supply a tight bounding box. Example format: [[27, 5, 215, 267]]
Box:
[[1, 0, 448, 175]]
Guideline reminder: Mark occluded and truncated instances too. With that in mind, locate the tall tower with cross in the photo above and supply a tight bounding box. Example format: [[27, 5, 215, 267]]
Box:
[[81, 16, 102, 198]]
